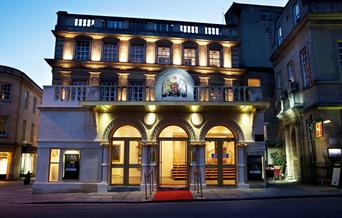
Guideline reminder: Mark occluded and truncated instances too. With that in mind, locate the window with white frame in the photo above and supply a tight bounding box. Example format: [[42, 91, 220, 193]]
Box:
[[0, 116, 8, 137], [287, 61, 295, 83], [71, 80, 87, 101], [128, 81, 144, 101], [183, 48, 196, 66], [157, 46, 171, 64], [209, 49, 221, 67], [24, 91, 29, 109], [75, 40, 90, 60], [293, 2, 301, 25], [129, 43, 145, 63], [102, 41, 118, 62], [0, 83, 11, 101], [100, 81, 116, 101], [49, 149, 60, 182], [300, 47, 312, 87], [277, 27, 283, 45], [277, 71, 283, 96]]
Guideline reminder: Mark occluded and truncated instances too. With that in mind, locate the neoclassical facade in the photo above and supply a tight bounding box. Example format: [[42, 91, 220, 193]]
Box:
[[33, 11, 269, 193]]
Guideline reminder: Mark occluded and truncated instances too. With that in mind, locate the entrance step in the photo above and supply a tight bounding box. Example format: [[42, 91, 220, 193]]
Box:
[[171, 163, 188, 180], [107, 186, 140, 192], [205, 168, 236, 180]]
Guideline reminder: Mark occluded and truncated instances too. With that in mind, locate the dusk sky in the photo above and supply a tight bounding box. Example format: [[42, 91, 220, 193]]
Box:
[[0, 0, 287, 87]]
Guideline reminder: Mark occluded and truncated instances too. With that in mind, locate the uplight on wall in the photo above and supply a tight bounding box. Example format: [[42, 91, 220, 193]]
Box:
[[148, 105, 156, 112]]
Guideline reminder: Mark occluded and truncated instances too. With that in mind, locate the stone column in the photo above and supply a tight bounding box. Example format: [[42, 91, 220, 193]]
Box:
[[118, 38, 130, 62], [224, 78, 234, 101], [63, 37, 74, 60], [237, 143, 248, 188], [60, 71, 71, 100], [145, 74, 156, 101], [146, 41, 156, 64], [222, 45, 232, 68], [198, 44, 208, 67], [98, 142, 109, 192], [199, 76, 210, 101], [285, 126, 294, 180], [117, 73, 129, 101], [294, 124, 302, 180], [172, 40, 182, 65], [88, 72, 101, 101], [91, 37, 102, 61]]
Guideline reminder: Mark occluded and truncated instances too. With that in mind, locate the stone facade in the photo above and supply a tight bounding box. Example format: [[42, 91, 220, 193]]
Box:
[[0, 65, 42, 180], [33, 10, 270, 193]]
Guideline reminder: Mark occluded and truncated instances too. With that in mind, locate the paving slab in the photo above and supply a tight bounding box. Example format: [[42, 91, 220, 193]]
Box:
[[1, 181, 342, 204]]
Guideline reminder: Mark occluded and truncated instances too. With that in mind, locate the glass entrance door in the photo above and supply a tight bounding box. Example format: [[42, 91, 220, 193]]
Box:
[[159, 140, 188, 188], [205, 140, 236, 185], [111, 140, 141, 185]]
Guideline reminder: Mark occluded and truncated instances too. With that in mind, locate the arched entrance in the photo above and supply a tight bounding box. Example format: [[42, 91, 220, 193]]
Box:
[[205, 126, 236, 186], [158, 125, 189, 188], [110, 125, 142, 186]]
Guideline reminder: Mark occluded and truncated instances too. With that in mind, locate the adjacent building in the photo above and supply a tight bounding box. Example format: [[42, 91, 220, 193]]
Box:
[[33, 10, 270, 193], [225, 3, 283, 147], [0, 65, 42, 180], [271, 0, 342, 183]]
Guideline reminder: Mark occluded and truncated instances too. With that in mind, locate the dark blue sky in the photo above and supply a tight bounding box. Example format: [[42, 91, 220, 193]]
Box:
[[0, 0, 287, 87]]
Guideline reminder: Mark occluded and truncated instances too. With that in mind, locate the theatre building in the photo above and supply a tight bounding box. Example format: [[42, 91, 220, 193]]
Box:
[[33, 11, 270, 193]]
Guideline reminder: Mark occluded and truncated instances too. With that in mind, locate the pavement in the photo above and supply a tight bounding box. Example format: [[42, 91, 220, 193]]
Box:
[[1, 180, 342, 205]]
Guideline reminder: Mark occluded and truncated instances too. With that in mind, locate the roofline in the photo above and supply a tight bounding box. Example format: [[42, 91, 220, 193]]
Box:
[[0, 65, 43, 92], [57, 11, 227, 27], [230, 2, 284, 9]]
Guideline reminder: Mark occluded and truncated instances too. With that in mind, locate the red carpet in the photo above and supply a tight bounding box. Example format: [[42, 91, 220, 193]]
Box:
[[153, 190, 193, 201]]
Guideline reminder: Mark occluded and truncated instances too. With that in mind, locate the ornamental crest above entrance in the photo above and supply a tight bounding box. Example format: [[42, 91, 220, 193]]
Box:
[[156, 68, 194, 101]]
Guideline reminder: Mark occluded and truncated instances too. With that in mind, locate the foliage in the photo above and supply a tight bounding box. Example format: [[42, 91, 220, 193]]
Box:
[[270, 151, 286, 172]]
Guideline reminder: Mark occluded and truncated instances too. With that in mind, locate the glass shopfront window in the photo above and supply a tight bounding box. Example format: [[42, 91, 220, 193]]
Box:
[[49, 149, 60, 182], [20, 153, 36, 176], [0, 152, 9, 180]]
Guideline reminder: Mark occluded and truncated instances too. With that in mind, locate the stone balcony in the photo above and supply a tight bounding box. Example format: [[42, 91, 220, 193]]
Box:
[[41, 85, 267, 111]]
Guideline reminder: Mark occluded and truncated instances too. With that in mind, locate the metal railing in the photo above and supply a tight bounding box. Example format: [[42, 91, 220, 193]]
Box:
[[48, 85, 263, 104], [193, 167, 203, 198], [144, 168, 154, 200]]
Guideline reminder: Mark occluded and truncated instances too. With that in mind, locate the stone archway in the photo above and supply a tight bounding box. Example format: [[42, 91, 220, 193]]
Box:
[[151, 118, 196, 141], [199, 120, 245, 142], [102, 118, 148, 141]]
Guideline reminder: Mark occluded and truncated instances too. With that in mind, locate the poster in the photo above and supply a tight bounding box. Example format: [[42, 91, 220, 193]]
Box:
[[247, 155, 263, 181], [64, 153, 80, 180]]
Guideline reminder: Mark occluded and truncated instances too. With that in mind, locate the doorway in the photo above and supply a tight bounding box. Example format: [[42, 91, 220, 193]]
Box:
[[158, 125, 189, 188], [205, 126, 236, 186], [110, 125, 142, 186]]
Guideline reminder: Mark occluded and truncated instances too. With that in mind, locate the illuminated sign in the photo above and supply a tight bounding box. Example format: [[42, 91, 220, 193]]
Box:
[[315, 121, 323, 137]]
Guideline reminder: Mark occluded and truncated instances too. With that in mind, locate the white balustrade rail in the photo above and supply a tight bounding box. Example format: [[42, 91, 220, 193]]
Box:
[[42, 85, 263, 106]]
